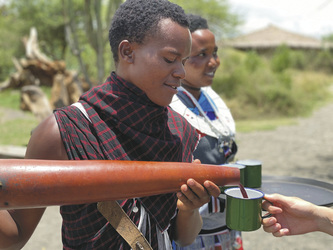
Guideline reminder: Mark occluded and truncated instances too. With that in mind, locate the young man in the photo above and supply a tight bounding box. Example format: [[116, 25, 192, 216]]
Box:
[[0, 1, 221, 249]]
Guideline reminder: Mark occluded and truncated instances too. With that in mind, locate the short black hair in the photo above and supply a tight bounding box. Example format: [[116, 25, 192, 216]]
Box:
[[187, 14, 209, 33], [109, 0, 189, 63]]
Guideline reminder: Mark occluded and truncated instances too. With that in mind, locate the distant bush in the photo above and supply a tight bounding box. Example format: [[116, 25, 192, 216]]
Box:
[[289, 50, 306, 70], [270, 45, 292, 73], [213, 48, 333, 119], [269, 45, 333, 73], [244, 50, 263, 72], [312, 50, 333, 73]]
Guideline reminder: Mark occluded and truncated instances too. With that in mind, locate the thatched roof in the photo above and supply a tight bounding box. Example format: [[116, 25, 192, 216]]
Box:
[[224, 25, 329, 50]]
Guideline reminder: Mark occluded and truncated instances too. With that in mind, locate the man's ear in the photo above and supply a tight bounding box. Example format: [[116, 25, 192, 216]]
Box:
[[118, 40, 134, 63]]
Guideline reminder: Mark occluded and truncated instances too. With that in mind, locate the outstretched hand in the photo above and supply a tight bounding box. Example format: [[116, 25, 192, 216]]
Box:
[[262, 193, 321, 237]]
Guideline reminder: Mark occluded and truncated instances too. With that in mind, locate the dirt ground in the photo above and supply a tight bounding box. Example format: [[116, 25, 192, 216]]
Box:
[[236, 102, 333, 250], [8, 102, 333, 249]]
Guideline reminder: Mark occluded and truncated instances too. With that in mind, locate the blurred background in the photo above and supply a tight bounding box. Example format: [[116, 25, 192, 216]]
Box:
[[0, 0, 332, 146], [0, 1, 332, 249]]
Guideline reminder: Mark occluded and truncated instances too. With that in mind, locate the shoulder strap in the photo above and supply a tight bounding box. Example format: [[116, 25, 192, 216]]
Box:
[[97, 201, 153, 250], [71, 102, 92, 122], [71, 103, 152, 249]]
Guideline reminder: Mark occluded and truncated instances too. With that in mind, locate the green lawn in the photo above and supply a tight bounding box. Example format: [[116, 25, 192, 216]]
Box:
[[0, 110, 38, 146], [0, 89, 39, 146], [0, 86, 326, 146], [236, 117, 297, 133]]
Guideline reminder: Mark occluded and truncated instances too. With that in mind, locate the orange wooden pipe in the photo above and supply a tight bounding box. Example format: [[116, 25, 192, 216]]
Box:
[[0, 159, 240, 209]]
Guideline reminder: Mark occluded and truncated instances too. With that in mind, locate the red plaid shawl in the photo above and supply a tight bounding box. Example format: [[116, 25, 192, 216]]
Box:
[[54, 72, 199, 249]]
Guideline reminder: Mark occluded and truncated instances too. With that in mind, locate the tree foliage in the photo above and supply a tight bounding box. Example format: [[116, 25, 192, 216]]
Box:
[[0, 0, 123, 83], [172, 0, 242, 39], [0, 0, 239, 82], [322, 33, 333, 42], [0, 4, 26, 80], [9, 0, 69, 59]]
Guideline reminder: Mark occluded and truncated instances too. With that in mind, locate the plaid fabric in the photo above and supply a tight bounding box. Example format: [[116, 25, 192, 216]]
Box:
[[54, 72, 199, 249]]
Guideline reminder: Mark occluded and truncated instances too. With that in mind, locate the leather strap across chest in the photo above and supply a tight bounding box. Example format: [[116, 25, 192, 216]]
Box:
[[97, 201, 153, 250]]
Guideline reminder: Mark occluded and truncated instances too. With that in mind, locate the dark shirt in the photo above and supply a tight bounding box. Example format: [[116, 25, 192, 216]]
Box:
[[54, 72, 199, 249]]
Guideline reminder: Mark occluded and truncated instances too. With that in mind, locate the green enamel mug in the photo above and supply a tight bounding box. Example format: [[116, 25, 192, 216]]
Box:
[[225, 187, 270, 231], [236, 159, 262, 188]]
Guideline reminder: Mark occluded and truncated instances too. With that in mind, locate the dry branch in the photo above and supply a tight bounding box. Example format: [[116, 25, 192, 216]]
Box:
[[0, 27, 86, 121]]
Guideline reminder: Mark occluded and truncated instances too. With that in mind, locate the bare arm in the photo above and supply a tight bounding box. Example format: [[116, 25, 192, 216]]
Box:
[[0, 114, 68, 249], [262, 193, 333, 237], [316, 206, 333, 236]]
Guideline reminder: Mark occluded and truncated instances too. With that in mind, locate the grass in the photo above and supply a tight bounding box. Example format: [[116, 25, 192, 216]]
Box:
[[0, 115, 38, 146], [0, 90, 299, 146], [0, 87, 52, 110], [236, 117, 298, 133], [0, 89, 21, 109], [0, 89, 39, 146], [0, 78, 332, 146]]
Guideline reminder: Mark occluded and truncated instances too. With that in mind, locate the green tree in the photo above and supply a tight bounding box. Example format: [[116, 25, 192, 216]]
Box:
[[9, 0, 68, 60], [270, 45, 292, 73], [172, 0, 242, 39], [0, 0, 123, 84], [0, 0, 239, 83], [244, 51, 263, 72], [0, 4, 26, 80], [80, 0, 123, 83], [322, 33, 333, 42]]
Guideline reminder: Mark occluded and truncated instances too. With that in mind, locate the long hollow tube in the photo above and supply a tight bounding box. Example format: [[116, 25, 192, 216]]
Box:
[[0, 159, 240, 209]]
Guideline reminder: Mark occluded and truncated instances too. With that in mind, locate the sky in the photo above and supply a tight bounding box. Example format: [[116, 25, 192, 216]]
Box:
[[227, 0, 333, 38]]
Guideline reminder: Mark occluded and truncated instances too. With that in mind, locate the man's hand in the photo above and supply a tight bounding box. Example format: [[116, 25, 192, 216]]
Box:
[[177, 178, 220, 212], [173, 159, 222, 247]]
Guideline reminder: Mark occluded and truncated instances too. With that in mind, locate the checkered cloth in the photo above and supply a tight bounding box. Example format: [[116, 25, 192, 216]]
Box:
[[54, 72, 199, 249]]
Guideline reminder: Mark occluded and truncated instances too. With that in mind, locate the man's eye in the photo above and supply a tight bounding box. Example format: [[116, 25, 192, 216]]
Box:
[[198, 53, 206, 57], [164, 58, 175, 63]]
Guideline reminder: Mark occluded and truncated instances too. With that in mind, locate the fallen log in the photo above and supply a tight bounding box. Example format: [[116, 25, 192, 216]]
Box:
[[0, 159, 240, 209]]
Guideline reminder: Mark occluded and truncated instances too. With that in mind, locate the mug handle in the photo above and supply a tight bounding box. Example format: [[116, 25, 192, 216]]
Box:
[[261, 198, 273, 219]]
